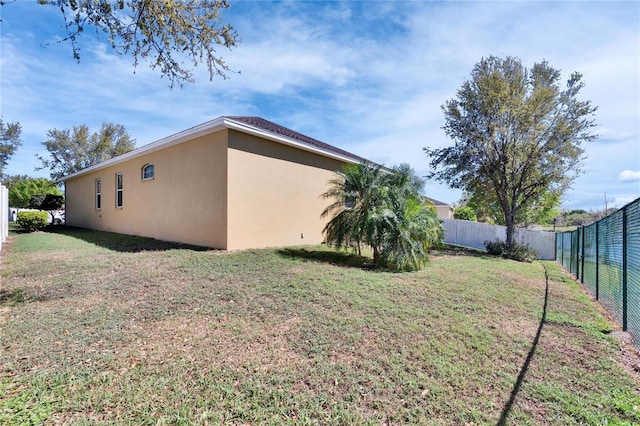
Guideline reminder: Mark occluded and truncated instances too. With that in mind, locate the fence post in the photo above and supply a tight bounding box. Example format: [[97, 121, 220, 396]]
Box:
[[572, 230, 577, 275], [580, 226, 585, 284], [578, 227, 582, 281], [622, 206, 628, 331], [568, 232, 572, 273], [595, 221, 599, 300]]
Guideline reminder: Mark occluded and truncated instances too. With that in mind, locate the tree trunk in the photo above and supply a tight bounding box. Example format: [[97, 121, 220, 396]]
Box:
[[505, 212, 515, 251], [372, 246, 380, 267]]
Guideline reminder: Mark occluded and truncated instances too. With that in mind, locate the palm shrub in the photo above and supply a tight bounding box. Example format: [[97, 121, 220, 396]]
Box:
[[381, 197, 443, 271], [321, 162, 443, 271], [320, 163, 385, 257]]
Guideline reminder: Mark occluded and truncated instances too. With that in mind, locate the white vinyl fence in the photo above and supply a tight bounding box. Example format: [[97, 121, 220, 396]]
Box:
[[1, 185, 8, 251], [441, 219, 556, 260]]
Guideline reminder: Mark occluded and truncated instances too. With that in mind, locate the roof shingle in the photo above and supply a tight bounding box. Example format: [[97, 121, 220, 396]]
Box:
[[225, 116, 367, 163]]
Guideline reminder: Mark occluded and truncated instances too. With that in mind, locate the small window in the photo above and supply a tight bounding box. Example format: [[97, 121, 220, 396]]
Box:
[[95, 179, 102, 210], [345, 196, 355, 209], [116, 173, 123, 208], [142, 164, 154, 180]]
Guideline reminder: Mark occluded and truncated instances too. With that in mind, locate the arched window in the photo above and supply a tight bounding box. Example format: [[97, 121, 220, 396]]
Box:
[[142, 164, 154, 180]]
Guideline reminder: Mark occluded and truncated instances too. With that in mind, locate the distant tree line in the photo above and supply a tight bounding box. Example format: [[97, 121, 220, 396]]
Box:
[[554, 209, 613, 228], [1, 119, 136, 229]]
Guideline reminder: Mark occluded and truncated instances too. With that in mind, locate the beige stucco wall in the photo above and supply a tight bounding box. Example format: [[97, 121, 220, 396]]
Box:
[[65, 131, 229, 248], [435, 205, 454, 220], [226, 130, 346, 250]]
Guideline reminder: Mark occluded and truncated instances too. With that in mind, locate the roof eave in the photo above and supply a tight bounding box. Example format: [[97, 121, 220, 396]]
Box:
[[58, 117, 228, 182], [59, 117, 362, 182], [222, 119, 362, 166]]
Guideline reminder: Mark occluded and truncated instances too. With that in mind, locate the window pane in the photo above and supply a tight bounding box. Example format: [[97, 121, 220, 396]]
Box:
[[143, 164, 154, 179], [345, 197, 355, 209], [116, 173, 123, 207], [96, 179, 101, 209]]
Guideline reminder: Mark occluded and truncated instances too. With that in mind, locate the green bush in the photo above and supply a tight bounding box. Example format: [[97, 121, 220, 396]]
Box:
[[484, 240, 538, 263], [505, 244, 538, 263], [453, 206, 477, 221], [485, 240, 508, 256], [16, 211, 49, 232]]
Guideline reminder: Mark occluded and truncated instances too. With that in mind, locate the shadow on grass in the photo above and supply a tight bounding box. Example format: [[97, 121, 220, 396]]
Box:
[[497, 263, 550, 426], [432, 244, 494, 259], [0, 288, 47, 307], [44, 225, 212, 253], [277, 247, 372, 269]]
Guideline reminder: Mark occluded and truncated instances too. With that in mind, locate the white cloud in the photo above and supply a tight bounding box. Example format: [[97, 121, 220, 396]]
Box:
[[618, 170, 640, 183], [612, 195, 639, 208]]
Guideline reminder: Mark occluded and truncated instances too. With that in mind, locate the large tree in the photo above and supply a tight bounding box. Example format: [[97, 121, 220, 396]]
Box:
[[321, 162, 443, 271], [9, 177, 62, 209], [3, 0, 238, 87], [37, 122, 135, 180], [425, 56, 597, 249], [30, 193, 65, 224], [0, 118, 22, 180], [1, 174, 29, 189], [465, 186, 561, 226]]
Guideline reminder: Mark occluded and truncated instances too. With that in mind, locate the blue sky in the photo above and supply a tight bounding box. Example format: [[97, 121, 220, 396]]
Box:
[[1, 0, 639, 211]]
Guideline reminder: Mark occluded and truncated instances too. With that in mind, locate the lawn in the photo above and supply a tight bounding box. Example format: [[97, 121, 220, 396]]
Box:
[[1, 226, 639, 425]]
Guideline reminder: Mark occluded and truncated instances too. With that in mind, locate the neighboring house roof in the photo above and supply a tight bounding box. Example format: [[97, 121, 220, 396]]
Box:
[[425, 197, 453, 207], [60, 116, 367, 181]]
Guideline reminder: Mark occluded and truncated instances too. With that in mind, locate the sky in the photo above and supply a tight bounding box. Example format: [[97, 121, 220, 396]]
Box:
[[1, 0, 639, 211]]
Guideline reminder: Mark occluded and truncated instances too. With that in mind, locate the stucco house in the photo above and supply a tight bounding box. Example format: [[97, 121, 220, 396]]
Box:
[[426, 197, 454, 220], [62, 116, 368, 250]]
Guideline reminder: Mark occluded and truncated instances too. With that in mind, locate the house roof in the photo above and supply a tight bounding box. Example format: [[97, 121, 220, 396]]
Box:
[[226, 116, 368, 163], [60, 116, 367, 181], [425, 197, 452, 207]]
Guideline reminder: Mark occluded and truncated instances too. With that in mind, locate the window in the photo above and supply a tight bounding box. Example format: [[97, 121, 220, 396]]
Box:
[[345, 196, 355, 209], [95, 179, 102, 210], [142, 164, 154, 180], [116, 173, 123, 208]]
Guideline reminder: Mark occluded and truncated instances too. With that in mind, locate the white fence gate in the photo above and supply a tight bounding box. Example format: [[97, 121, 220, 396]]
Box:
[[441, 219, 556, 260], [1, 185, 8, 251]]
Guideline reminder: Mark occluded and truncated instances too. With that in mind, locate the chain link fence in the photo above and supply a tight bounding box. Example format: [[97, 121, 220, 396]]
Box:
[[556, 197, 640, 346]]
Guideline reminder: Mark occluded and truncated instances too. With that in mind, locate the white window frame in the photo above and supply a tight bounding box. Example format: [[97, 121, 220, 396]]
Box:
[[142, 163, 154, 181], [95, 178, 102, 210], [116, 173, 123, 208]]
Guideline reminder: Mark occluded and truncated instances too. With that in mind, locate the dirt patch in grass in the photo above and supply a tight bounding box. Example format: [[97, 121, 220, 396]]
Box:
[[611, 331, 640, 385], [118, 313, 306, 373]]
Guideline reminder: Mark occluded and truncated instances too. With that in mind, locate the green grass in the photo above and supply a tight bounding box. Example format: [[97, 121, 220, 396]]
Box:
[[1, 226, 639, 425]]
